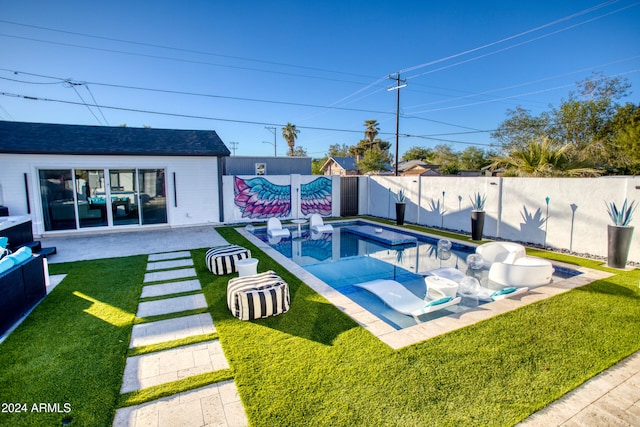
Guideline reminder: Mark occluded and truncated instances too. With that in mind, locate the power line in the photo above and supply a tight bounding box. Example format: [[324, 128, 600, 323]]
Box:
[[0, 68, 484, 131], [0, 33, 383, 89], [1, 91, 497, 148], [0, 19, 376, 81]]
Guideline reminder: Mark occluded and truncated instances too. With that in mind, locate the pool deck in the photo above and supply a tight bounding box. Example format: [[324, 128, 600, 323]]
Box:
[[238, 221, 612, 350], [12, 224, 640, 425]]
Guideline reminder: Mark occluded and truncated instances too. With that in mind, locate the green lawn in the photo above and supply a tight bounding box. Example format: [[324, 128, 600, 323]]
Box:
[[0, 224, 638, 426]]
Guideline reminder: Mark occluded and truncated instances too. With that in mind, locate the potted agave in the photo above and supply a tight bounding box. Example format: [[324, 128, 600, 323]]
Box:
[[606, 199, 636, 268], [395, 189, 406, 226], [469, 192, 487, 241]]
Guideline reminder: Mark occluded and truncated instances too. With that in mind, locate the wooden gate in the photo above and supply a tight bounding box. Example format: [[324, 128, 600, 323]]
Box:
[[340, 176, 359, 217]]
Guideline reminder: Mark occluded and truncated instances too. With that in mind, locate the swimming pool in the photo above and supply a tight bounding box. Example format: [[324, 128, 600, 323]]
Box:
[[250, 220, 582, 330]]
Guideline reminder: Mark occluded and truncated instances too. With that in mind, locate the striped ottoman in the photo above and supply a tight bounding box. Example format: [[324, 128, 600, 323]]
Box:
[[205, 245, 251, 275], [227, 271, 290, 321]]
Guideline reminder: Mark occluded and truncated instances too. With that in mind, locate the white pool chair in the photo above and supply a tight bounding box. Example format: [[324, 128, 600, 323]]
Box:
[[476, 242, 526, 265], [488, 256, 553, 287], [267, 218, 291, 239], [309, 214, 333, 233], [354, 279, 461, 317]]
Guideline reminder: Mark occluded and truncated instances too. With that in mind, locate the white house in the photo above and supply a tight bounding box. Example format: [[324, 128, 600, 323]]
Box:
[[0, 121, 230, 236]]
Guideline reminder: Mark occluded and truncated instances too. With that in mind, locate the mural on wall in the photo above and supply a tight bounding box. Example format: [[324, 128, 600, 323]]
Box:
[[234, 176, 291, 219], [301, 176, 332, 216]]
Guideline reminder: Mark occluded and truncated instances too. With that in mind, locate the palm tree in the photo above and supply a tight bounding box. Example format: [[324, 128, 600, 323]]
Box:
[[282, 123, 300, 156], [364, 120, 380, 147], [489, 137, 602, 177]]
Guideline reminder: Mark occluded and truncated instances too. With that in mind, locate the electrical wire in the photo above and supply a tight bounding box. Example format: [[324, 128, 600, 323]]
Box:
[[0, 91, 496, 147]]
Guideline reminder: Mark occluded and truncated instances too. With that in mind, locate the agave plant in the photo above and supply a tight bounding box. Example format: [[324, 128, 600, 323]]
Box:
[[396, 188, 406, 203], [606, 199, 636, 226], [469, 192, 487, 211]]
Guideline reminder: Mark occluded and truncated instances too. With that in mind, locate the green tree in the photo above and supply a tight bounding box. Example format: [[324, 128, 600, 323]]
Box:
[[288, 146, 308, 157], [610, 103, 640, 174], [402, 146, 433, 161], [431, 144, 458, 175], [364, 119, 380, 146], [458, 146, 490, 170], [327, 143, 351, 157], [491, 106, 551, 153], [492, 73, 633, 175], [281, 123, 300, 156], [489, 137, 602, 177], [358, 147, 390, 174]]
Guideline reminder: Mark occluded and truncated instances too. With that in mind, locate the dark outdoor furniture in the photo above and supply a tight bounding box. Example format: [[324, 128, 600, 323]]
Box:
[[0, 255, 46, 336]]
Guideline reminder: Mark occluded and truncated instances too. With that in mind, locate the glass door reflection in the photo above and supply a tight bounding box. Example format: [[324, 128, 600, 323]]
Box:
[[76, 169, 107, 228], [109, 169, 140, 226]]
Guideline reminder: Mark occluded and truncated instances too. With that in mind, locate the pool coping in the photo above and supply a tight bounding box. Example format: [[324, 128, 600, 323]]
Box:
[[237, 219, 613, 350]]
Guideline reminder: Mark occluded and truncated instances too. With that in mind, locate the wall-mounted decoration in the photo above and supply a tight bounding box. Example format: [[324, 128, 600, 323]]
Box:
[[301, 177, 332, 216], [234, 176, 291, 219]]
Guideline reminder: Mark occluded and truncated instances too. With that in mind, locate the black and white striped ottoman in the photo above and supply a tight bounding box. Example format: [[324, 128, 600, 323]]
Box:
[[205, 245, 251, 275], [227, 270, 290, 321]]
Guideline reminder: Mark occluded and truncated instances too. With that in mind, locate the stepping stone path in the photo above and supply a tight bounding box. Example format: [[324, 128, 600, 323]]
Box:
[[113, 251, 248, 427]]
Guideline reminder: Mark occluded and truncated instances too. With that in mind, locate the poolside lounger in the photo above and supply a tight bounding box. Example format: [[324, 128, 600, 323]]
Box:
[[354, 279, 461, 317], [267, 218, 291, 239], [309, 213, 333, 233], [469, 286, 529, 302]]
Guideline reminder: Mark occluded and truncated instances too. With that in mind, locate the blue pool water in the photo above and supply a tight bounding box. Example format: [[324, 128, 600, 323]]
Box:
[[253, 220, 581, 330]]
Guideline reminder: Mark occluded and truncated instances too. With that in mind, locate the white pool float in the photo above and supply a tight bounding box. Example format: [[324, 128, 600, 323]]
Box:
[[476, 242, 526, 265], [488, 256, 554, 287]]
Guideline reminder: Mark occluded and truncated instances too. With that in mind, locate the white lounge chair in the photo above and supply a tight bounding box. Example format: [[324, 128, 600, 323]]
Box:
[[425, 267, 530, 301], [476, 242, 526, 265], [354, 279, 461, 317], [267, 218, 291, 239], [488, 256, 553, 287], [309, 214, 333, 233]]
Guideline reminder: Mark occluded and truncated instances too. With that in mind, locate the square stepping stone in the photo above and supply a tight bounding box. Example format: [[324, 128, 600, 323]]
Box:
[[130, 313, 215, 348], [148, 251, 192, 262], [113, 381, 248, 427], [136, 294, 208, 318], [144, 268, 197, 283], [141, 279, 202, 298], [120, 340, 229, 393], [147, 258, 194, 271]]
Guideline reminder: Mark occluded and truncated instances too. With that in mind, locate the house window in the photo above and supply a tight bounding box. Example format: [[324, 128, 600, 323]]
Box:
[[39, 167, 167, 231], [255, 163, 266, 175]]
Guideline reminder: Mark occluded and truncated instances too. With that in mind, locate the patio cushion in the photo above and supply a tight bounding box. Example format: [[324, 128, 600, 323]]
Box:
[[227, 270, 290, 321], [205, 245, 251, 275]]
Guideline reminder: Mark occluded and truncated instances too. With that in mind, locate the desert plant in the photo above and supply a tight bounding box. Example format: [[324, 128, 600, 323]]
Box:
[[396, 188, 406, 203], [606, 199, 636, 226], [469, 192, 487, 211]]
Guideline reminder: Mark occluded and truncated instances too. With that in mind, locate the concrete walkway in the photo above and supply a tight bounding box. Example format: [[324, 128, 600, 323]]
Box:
[[38, 225, 639, 426], [113, 249, 248, 427]]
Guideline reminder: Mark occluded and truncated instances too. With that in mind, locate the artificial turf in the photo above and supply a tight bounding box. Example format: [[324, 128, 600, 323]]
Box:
[[0, 224, 638, 426]]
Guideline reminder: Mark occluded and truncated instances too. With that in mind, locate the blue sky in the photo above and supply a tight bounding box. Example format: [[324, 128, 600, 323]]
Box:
[[1, 0, 639, 159]]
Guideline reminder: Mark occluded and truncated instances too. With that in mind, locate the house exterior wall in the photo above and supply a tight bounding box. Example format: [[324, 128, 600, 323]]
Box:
[[361, 175, 640, 262], [0, 153, 222, 236]]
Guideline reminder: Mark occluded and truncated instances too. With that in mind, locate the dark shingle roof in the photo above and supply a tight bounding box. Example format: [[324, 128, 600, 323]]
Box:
[[331, 157, 358, 170], [0, 121, 230, 157]]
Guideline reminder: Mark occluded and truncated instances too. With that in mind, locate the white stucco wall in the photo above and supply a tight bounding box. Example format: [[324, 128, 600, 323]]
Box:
[[222, 175, 340, 223], [0, 154, 222, 235], [364, 175, 640, 263]]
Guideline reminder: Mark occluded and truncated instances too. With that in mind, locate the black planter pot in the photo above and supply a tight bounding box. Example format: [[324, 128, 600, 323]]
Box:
[[395, 203, 406, 225], [607, 225, 634, 268], [471, 210, 485, 241]]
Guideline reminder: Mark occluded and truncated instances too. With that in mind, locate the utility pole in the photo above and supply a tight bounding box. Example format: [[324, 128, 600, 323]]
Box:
[[264, 126, 277, 156], [229, 141, 239, 156], [388, 73, 406, 176]]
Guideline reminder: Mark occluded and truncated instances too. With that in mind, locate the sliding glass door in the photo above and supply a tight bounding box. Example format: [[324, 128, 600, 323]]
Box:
[[39, 167, 167, 231]]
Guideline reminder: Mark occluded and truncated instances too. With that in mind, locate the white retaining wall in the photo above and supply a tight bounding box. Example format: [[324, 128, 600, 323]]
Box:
[[365, 175, 640, 263]]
